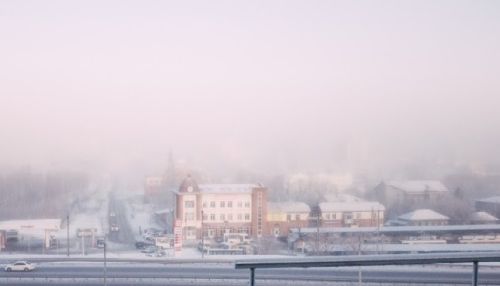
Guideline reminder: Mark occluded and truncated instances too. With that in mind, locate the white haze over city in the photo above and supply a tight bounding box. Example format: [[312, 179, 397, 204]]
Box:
[[1, 0, 500, 184]]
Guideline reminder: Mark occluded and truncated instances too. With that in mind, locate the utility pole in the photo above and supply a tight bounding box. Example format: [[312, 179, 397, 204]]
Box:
[[43, 230, 46, 255], [315, 215, 320, 254], [103, 236, 107, 286], [377, 210, 381, 254], [66, 215, 70, 257], [358, 235, 363, 286], [81, 235, 85, 255], [201, 210, 204, 259]]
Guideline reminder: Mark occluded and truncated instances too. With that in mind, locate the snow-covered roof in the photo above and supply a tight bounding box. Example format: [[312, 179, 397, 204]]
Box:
[[198, 184, 259, 194], [0, 219, 61, 231], [319, 201, 385, 212], [268, 202, 310, 213], [290, 224, 500, 235], [476, 196, 500, 204], [387, 180, 449, 194], [471, 211, 499, 222], [398, 209, 449, 221]]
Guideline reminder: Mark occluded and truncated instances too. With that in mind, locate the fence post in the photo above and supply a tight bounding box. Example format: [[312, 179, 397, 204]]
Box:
[[472, 261, 478, 286], [250, 267, 255, 286]]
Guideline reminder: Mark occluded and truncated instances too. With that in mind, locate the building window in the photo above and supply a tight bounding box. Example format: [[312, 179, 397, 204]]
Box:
[[228, 201, 233, 208], [228, 214, 233, 221], [326, 213, 331, 220], [220, 214, 225, 221], [295, 214, 300, 220], [287, 214, 291, 221], [202, 202, 207, 208], [210, 201, 215, 208], [245, 214, 250, 221], [244, 202, 250, 208], [185, 213, 194, 221], [332, 213, 336, 219], [210, 214, 215, 221], [185, 201, 195, 208], [202, 213, 208, 220], [356, 212, 362, 219], [186, 228, 196, 239], [237, 214, 242, 220], [220, 201, 225, 208], [238, 201, 243, 207]]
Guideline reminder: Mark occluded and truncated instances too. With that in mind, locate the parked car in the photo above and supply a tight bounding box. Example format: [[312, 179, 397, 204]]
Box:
[[141, 246, 157, 253], [135, 240, 154, 249], [96, 238, 105, 248], [146, 250, 166, 257], [4, 261, 36, 272]]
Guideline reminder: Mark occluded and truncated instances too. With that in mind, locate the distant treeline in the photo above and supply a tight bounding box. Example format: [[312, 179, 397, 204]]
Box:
[[0, 169, 90, 220]]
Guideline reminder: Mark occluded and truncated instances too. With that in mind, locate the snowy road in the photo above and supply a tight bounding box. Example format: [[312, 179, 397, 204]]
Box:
[[0, 263, 499, 285], [107, 193, 135, 246]]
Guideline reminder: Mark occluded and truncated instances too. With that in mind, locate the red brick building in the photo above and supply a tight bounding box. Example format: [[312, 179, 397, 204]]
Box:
[[175, 176, 267, 241], [266, 202, 310, 238], [319, 199, 385, 227]]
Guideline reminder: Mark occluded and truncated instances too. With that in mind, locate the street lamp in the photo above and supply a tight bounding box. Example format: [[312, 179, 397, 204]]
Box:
[[201, 210, 205, 259], [103, 235, 107, 286], [67, 214, 70, 257]]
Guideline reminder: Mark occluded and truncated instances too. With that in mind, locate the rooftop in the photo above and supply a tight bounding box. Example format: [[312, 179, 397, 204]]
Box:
[[319, 201, 385, 212], [387, 180, 449, 194], [268, 202, 310, 213], [398, 209, 449, 221], [198, 184, 260, 194], [471, 211, 499, 222], [476, 196, 500, 204]]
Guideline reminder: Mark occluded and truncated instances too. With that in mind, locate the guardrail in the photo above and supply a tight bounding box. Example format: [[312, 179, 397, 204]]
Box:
[[235, 251, 500, 286], [0, 257, 234, 264]]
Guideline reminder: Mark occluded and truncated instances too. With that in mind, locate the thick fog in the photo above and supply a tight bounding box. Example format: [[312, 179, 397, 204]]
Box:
[[1, 1, 500, 183]]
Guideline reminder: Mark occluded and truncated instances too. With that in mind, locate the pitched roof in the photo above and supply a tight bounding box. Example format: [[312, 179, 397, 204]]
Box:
[[398, 209, 449, 221], [268, 202, 310, 213], [198, 184, 259, 194], [476, 196, 500, 204], [319, 201, 385, 212], [470, 211, 499, 222], [387, 180, 449, 194]]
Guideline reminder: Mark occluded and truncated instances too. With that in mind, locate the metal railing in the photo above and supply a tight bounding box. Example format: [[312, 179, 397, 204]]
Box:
[[235, 251, 500, 286]]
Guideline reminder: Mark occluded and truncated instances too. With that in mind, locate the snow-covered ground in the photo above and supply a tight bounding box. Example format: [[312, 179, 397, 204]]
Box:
[[122, 195, 162, 240]]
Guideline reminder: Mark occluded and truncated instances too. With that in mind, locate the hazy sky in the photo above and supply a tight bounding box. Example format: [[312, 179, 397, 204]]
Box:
[[1, 1, 499, 178]]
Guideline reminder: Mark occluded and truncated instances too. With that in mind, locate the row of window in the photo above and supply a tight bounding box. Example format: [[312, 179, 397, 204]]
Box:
[[323, 212, 365, 220], [184, 212, 251, 221], [322, 211, 383, 220], [203, 227, 250, 237], [210, 201, 250, 208], [202, 213, 251, 221], [287, 214, 303, 221], [185, 200, 251, 208]]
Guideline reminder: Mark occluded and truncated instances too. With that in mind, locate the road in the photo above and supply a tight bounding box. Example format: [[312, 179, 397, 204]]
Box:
[[107, 193, 135, 246], [0, 263, 499, 285]]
